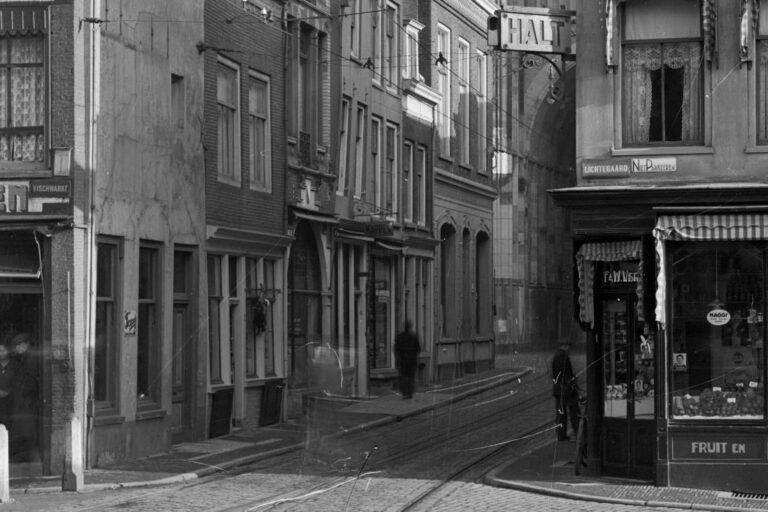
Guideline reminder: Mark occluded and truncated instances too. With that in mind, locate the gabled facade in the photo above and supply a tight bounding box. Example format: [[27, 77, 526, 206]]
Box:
[[282, 0, 337, 415], [421, 0, 497, 381], [90, 0, 207, 465], [330, 0, 439, 397], [202, 0, 290, 430], [553, 0, 768, 492]]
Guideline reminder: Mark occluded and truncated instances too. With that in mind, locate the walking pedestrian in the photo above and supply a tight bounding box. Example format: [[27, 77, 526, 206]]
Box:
[[394, 320, 420, 399], [551, 340, 579, 441]]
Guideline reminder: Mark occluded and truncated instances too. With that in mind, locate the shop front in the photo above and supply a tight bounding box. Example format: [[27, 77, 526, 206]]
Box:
[[654, 212, 768, 491], [571, 208, 768, 491], [576, 239, 656, 481]]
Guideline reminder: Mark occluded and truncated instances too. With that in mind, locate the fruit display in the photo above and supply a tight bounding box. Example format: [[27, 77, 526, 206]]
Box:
[[673, 386, 764, 418]]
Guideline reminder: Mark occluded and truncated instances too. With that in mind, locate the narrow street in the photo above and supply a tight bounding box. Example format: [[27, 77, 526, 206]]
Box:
[[1, 351, 684, 511]]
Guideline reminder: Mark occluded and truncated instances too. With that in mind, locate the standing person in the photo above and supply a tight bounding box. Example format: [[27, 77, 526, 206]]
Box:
[[11, 333, 39, 461], [551, 341, 579, 441], [394, 319, 420, 399], [0, 342, 15, 430]]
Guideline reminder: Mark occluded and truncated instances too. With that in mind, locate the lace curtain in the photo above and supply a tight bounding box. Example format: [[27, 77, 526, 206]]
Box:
[[0, 37, 44, 162], [622, 42, 703, 144]]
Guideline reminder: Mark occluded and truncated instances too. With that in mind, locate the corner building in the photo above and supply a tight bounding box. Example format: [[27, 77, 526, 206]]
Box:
[[553, 0, 768, 492]]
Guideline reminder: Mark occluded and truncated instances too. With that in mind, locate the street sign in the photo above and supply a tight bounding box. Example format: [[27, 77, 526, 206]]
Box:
[[488, 8, 574, 55]]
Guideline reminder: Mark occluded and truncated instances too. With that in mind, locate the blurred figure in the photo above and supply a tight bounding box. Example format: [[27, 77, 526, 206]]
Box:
[[551, 341, 579, 441], [0, 342, 15, 431], [11, 333, 39, 462], [394, 319, 420, 399]]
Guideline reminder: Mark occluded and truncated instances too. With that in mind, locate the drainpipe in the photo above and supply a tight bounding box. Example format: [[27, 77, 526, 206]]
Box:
[[84, 0, 101, 469]]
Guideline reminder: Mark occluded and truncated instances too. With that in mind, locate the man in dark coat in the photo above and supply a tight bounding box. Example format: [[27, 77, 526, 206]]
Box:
[[551, 341, 579, 441], [394, 320, 420, 399]]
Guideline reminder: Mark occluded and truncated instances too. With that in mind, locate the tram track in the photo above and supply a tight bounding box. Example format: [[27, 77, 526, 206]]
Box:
[[218, 372, 555, 512]]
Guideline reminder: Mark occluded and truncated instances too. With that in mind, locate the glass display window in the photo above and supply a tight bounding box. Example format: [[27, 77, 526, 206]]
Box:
[[668, 242, 765, 420]]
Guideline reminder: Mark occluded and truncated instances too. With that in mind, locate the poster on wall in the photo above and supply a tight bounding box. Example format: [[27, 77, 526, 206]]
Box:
[[124, 310, 137, 336]]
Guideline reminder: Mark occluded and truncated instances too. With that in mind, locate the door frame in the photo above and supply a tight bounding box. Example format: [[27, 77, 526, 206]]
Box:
[[598, 291, 656, 480]]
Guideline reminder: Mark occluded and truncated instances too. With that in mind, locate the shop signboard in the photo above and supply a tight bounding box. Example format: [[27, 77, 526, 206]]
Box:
[[706, 308, 731, 326], [0, 178, 71, 215], [672, 435, 764, 460], [630, 157, 677, 173], [582, 159, 630, 179]]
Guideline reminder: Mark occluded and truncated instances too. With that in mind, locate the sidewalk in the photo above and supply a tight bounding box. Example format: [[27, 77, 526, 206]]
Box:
[[10, 352, 542, 495], [486, 437, 768, 511]]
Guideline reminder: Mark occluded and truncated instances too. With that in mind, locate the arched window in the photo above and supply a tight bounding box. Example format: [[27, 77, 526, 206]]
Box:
[[440, 224, 457, 337], [476, 231, 491, 336]]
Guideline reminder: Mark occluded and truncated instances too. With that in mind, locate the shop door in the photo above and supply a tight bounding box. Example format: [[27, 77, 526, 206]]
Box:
[[601, 295, 655, 480]]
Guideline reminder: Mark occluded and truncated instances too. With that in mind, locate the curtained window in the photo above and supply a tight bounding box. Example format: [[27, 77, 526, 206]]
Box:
[[0, 6, 47, 165], [757, 1, 768, 144], [622, 0, 703, 146]]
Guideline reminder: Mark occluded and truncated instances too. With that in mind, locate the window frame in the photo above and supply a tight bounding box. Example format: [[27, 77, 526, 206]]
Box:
[[415, 144, 426, 227], [403, 19, 424, 81], [372, 116, 382, 213], [217, 55, 241, 185], [0, 9, 49, 170], [353, 104, 366, 199], [208, 254, 224, 384], [616, 3, 708, 150], [337, 97, 351, 195], [381, 1, 399, 92], [476, 50, 488, 173], [436, 24, 451, 157], [384, 122, 398, 219], [402, 140, 413, 223], [137, 242, 162, 411], [248, 70, 271, 192], [349, 0, 362, 59], [667, 241, 767, 422], [95, 237, 121, 413], [457, 38, 470, 165]]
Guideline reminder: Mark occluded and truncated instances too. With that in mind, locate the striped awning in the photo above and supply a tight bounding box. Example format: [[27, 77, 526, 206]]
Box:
[[576, 240, 643, 328], [0, 6, 47, 37], [653, 213, 768, 326]]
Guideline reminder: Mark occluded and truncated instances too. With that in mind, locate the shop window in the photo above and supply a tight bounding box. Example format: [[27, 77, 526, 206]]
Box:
[[621, 0, 703, 146], [669, 242, 765, 420], [208, 255, 223, 383], [137, 244, 161, 407], [246, 258, 278, 379], [0, 6, 47, 168], [217, 56, 240, 185], [95, 238, 120, 411]]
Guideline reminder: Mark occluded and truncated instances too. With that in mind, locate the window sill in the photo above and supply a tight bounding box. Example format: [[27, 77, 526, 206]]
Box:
[[217, 175, 242, 187], [370, 368, 398, 380], [437, 154, 454, 164], [249, 184, 272, 194], [136, 408, 166, 421], [93, 413, 125, 427], [612, 146, 713, 157], [245, 377, 283, 388], [745, 145, 768, 154]]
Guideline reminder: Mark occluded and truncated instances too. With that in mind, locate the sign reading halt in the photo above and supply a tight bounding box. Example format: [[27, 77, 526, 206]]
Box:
[[488, 8, 575, 55]]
